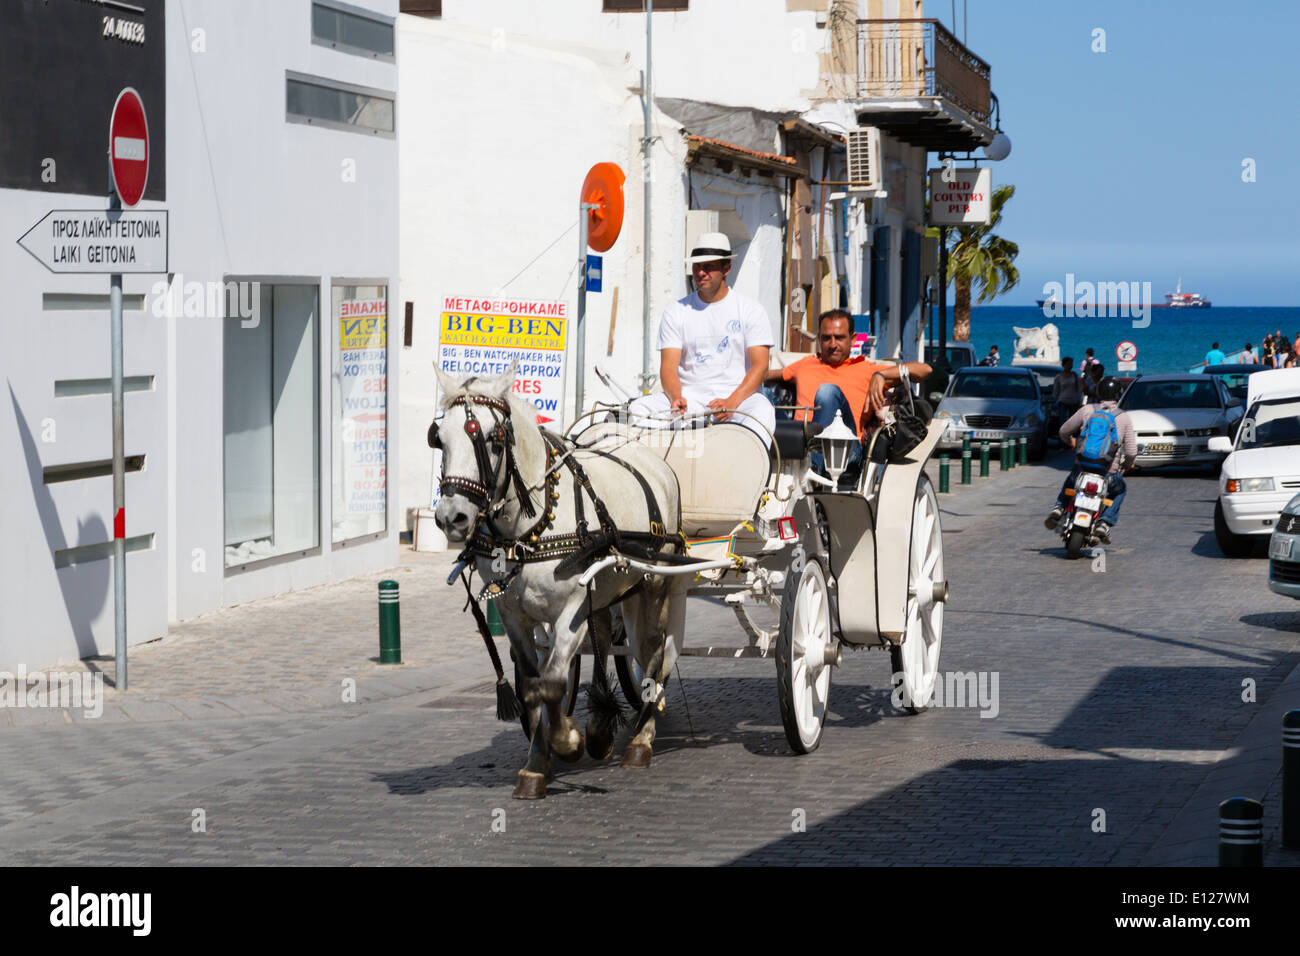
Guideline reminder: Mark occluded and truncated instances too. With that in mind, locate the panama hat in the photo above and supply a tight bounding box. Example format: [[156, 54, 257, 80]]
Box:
[[685, 231, 735, 267]]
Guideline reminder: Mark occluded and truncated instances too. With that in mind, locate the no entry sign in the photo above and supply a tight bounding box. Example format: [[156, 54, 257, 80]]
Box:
[[109, 88, 149, 207]]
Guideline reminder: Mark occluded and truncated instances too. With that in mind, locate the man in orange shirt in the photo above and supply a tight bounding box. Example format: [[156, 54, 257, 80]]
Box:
[[766, 309, 931, 481]]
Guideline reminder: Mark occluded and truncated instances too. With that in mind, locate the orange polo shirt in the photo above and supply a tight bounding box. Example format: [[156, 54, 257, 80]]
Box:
[[781, 355, 892, 439]]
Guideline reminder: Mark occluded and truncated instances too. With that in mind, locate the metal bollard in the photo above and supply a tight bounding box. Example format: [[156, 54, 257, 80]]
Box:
[[979, 441, 990, 477], [939, 453, 950, 493], [1285, 710, 1300, 848], [1218, 797, 1263, 866], [486, 600, 505, 637], [378, 579, 401, 664], [1018, 435, 1028, 465], [960, 434, 971, 484]]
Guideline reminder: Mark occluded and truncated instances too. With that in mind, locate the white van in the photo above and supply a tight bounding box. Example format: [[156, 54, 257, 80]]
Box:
[[1209, 368, 1300, 556]]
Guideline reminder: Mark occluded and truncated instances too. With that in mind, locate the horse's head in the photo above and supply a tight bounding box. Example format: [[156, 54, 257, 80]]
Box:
[[430, 363, 528, 542]]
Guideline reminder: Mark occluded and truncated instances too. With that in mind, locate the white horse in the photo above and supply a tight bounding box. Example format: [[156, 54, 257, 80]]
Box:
[[431, 366, 688, 799]]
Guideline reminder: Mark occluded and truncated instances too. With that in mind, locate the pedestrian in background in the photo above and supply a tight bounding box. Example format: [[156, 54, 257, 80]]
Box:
[[1052, 357, 1082, 423], [1082, 362, 1105, 404], [1080, 348, 1100, 377], [1241, 343, 1257, 364], [1204, 342, 1226, 366], [980, 345, 1000, 366]]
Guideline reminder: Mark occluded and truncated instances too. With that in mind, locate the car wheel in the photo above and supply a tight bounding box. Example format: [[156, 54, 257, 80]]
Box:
[[1214, 500, 1255, 558]]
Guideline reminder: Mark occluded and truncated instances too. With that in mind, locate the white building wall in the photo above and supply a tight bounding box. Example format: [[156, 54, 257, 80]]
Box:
[[433, 0, 824, 112], [398, 17, 688, 530], [0, 0, 400, 671]]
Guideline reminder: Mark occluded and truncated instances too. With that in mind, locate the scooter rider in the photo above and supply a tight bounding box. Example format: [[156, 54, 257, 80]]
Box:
[[1044, 377, 1137, 544]]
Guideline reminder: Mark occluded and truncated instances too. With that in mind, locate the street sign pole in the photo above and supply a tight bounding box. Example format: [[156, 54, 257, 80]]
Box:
[[577, 202, 595, 414], [109, 190, 128, 692]]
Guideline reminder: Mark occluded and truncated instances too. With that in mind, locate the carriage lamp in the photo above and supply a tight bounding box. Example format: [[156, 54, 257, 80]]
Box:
[[814, 410, 860, 483]]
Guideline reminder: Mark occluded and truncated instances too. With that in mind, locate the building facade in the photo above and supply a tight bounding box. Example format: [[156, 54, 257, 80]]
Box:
[[398, 0, 998, 534], [1, 0, 400, 671]]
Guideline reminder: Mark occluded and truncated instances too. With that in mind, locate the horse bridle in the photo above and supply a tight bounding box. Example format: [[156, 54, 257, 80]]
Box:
[[431, 394, 544, 521]]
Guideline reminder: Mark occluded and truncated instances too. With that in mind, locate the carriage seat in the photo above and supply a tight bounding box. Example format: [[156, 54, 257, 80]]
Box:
[[771, 419, 820, 461]]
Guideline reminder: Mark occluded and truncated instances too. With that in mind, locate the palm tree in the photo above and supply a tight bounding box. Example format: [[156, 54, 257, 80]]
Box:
[[946, 184, 1020, 342]]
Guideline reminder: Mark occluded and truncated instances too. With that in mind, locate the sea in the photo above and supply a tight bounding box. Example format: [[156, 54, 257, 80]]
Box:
[[943, 306, 1300, 375]]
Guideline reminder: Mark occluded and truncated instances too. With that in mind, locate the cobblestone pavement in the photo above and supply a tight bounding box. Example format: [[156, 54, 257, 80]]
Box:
[[2, 449, 1298, 865]]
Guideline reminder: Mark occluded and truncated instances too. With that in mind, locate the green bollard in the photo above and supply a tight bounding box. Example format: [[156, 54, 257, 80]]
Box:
[[939, 454, 950, 493], [378, 579, 401, 664], [1018, 435, 1028, 465], [1284, 710, 1300, 849], [1218, 797, 1263, 867], [486, 599, 505, 637], [998, 442, 1007, 471], [979, 441, 990, 477], [960, 434, 971, 484]]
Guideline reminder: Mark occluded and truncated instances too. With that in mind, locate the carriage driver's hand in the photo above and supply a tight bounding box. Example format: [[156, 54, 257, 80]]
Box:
[[669, 395, 688, 414], [706, 398, 734, 422]]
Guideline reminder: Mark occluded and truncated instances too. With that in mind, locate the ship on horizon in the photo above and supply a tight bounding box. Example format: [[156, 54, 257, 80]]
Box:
[[1036, 277, 1210, 310]]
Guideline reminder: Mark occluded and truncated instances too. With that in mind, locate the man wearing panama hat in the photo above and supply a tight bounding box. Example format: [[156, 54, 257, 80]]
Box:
[[627, 232, 776, 445]]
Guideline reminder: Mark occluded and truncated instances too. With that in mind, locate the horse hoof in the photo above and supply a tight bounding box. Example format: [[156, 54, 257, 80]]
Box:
[[554, 734, 584, 763], [620, 743, 653, 769], [512, 771, 548, 800], [586, 730, 614, 760]]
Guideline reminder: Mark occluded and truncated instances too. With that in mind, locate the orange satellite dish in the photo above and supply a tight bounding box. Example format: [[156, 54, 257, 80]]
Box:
[[581, 163, 625, 253]]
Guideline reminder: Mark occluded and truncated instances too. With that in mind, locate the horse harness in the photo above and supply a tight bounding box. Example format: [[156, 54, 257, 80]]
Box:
[[435, 394, 687, 599]]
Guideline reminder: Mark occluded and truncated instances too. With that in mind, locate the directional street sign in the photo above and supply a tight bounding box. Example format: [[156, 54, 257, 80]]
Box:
[[585, 254, 603, 293], [17, 209, 168, 274]]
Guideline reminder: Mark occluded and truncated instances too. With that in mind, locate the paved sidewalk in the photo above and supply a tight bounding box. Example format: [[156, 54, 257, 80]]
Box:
[[1, 549, 496, 728]]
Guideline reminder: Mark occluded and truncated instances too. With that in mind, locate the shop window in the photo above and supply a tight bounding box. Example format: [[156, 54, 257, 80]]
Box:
[[332, 284, 389, 543], [224, 283, 321, 568]]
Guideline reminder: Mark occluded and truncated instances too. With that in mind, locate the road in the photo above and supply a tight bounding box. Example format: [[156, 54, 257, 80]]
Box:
[[2, 450, 1298, 865]]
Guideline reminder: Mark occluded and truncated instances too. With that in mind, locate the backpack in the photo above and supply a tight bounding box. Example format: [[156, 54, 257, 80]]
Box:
[[1077, 407, 1120, 469]]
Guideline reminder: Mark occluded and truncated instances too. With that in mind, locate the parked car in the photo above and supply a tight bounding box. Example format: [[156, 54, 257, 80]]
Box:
[[934, 366, 1047, 460], [1021, 363, 1065, 436], [1267, 494, 1300, 596], [1208, 369, 1300, 557], [1199, 363, 1269, 403], [1118, 374, 1244, 470], [923, 342, 978, 404]]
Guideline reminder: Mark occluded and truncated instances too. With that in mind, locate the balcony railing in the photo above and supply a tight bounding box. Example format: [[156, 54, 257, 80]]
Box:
[[856, 19, 991, 125]]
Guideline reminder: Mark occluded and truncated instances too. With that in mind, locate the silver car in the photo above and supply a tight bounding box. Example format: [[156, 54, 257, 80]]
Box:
[[934, 367, 1048, 460]]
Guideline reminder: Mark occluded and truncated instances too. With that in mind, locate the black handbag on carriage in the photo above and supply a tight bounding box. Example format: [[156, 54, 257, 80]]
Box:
[[867, 367, 933, 464]]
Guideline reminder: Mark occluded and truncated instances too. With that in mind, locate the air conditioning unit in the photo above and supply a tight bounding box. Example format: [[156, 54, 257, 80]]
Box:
[[846, 126, 882, 193]]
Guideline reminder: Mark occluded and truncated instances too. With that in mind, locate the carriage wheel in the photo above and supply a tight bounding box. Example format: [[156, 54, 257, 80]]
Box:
[[776, 553, 834, 753], [890, 476, 945, 714], [611, 612, 648, 711], [513, 636, 580, 742]]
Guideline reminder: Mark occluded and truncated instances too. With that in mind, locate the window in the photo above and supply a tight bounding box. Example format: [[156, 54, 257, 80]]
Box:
[[332, 284, 389, 543], [603, 1, 688, 10], [224, 283, 321, 568], [286, 72, 395, 136], [312, 1, 395, 60], [400, 0, 441, 15]]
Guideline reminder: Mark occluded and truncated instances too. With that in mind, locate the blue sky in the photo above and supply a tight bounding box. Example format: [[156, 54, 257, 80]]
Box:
[[946, 0, 1300, 305]]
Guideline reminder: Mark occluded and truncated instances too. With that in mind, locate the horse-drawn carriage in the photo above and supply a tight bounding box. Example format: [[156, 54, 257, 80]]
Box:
[[431, 358, 948, 797]]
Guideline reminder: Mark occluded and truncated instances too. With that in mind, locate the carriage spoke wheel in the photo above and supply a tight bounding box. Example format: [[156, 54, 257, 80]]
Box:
[[890, 476, 945, 714], [776, 553, 834, 753], [513, 629, 581, 742], [612, 612, 649, 711]]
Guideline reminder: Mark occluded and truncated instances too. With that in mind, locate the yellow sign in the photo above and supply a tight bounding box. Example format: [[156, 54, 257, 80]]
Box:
[[340, 299, 387, 350], [439, 311, 566, 351]]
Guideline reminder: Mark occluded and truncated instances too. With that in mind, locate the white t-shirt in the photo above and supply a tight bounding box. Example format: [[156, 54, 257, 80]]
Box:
[[656, 290, 775, 392]]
